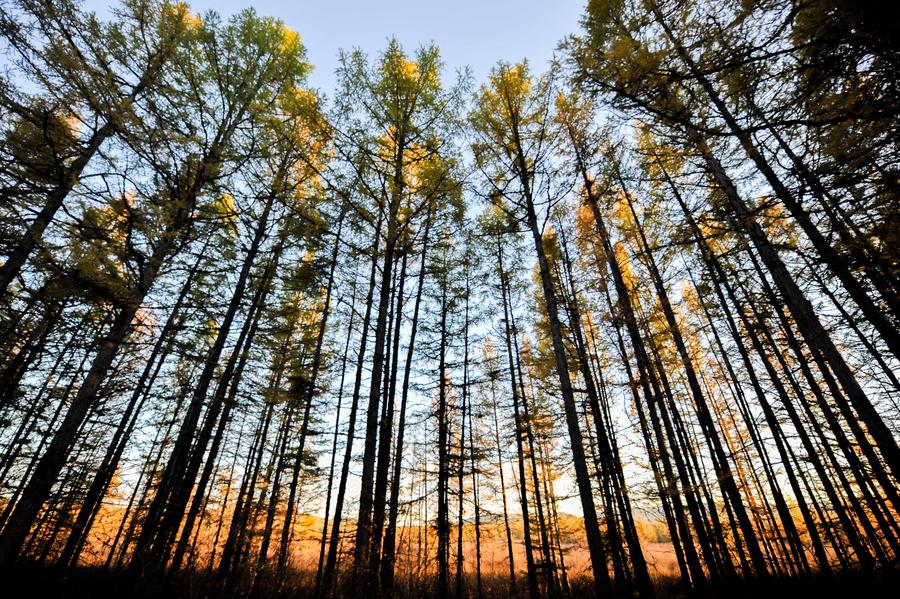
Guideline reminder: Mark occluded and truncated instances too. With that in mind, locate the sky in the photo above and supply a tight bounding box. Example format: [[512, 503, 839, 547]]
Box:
[[85, 0, 586, 93]]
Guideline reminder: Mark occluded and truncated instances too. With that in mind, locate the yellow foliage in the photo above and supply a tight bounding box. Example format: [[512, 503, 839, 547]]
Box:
[[614, 240, 638, 293]]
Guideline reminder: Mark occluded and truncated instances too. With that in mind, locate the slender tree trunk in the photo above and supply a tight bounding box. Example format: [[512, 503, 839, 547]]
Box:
[[660, 159, 832, 573], [0, 173, 197, 561], [321, 212, 384, 597], [697, 144, 900, 487], [436, 257, 452, 599], [512, 129, 612, 595], [381, 208, 433, 591], [585, 191, 707, 591], [616, 172, 767, 576], [57, 235, 212, 569], [369, 250, 408, 583], [489, 371, 517, 594], [556, 226, 655, 598], [353, 136, 407, 596], [171, 256, 274, 572], [498, 241, 539, 599], [316, 289, 357, 595], [132, 191, 277, 570], [467, 366, 484, 599]]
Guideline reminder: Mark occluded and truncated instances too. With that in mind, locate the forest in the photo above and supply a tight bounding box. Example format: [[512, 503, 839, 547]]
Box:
[[1, 0, 899, 597]]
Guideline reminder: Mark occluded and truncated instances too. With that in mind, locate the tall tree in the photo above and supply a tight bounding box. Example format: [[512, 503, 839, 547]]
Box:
[[471, 62, 614, 594]]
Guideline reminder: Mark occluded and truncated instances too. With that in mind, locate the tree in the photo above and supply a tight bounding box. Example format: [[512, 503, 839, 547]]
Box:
[[470, 61, 614, 595]]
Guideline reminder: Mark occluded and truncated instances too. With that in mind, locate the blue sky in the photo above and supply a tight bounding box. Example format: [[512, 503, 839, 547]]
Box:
[[87, 0, 586, 93]]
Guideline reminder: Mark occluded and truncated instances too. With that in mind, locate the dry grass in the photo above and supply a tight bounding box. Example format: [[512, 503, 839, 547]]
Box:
[[23, 509, 899, 598]]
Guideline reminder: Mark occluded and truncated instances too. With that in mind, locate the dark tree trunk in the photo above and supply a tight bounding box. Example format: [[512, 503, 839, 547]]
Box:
[[381, 207, 433, 592], [321, 212, 384, 597]]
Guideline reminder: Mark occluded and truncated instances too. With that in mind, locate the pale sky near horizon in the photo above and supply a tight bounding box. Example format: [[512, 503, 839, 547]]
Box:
[[84, 0, 586, 94]]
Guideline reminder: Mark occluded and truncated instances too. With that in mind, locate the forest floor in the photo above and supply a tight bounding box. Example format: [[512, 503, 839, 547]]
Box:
[[2, 561, 900, 599]]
